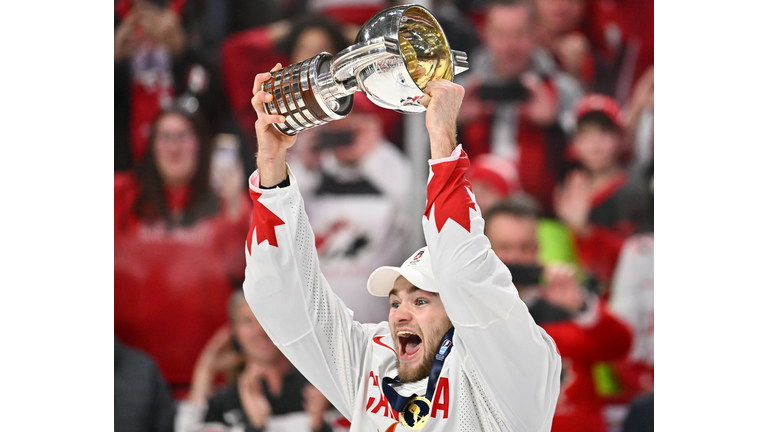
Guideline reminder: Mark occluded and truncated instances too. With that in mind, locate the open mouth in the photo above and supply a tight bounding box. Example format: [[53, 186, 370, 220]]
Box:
[[397, 330, 423, 361]]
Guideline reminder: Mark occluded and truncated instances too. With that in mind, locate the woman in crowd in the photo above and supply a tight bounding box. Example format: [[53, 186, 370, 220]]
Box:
[[175, 290, 334, 432], [115, 105, 251, 397]]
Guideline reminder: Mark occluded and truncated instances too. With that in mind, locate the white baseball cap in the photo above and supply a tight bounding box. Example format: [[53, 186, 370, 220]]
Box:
[[367, 247, 438, 297]]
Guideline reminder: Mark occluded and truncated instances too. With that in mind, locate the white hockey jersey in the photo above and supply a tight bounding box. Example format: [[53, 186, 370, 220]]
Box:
[[243, 147, 561, 432]]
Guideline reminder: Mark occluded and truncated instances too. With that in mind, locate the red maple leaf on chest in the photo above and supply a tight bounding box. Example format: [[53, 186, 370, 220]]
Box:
[[424, 150, 476, 233], [247, 188, 286, 252]]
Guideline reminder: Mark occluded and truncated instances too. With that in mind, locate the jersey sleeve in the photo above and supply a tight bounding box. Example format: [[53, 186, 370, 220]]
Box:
[[422, 146, 562, 431], [242, 166, 369, 420]]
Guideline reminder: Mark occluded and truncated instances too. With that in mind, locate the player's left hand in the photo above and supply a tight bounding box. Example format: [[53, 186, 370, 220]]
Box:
[[419, 79, 465, 159]]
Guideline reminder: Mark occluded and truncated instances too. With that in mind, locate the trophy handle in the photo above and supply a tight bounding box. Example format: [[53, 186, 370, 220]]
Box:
[[331, 37, 401, 88], [452, 50, 469, 75]]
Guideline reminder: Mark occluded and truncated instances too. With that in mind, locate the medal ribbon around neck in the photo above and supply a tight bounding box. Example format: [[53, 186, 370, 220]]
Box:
[[381, 328, 455, 429]]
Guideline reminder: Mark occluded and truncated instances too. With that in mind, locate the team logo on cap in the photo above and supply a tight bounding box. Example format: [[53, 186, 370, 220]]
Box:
[[409, 250, 425, 265]]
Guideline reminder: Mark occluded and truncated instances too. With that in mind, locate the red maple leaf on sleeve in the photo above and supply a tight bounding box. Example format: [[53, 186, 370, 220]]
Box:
[[247, 188, 286, 252], [424, 150, 476, 233]]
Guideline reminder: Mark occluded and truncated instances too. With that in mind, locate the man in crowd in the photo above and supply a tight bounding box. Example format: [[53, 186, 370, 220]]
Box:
[[456, 0, 584, 217], [483, 194, 575, 324], [484, 194, 633, 432]]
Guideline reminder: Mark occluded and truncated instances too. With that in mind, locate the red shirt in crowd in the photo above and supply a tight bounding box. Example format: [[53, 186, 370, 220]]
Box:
[[543, 300, 633, 432], [114, 173, 251, 397], [460, 78, 568, 217]]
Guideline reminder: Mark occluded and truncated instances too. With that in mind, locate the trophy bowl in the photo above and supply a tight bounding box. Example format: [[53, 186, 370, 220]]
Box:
[[261, 4, 469, 136]]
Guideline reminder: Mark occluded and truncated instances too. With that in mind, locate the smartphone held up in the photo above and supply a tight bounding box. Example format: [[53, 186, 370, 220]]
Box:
[[477, 80, 531, 103], [210, 133, 241, 192]]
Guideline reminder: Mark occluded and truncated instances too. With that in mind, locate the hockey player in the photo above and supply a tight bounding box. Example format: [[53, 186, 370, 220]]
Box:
[[242, 63, 562, 431]]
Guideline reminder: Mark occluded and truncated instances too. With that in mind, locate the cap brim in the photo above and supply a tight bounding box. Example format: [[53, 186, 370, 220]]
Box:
[[367, 266, 438, 297]]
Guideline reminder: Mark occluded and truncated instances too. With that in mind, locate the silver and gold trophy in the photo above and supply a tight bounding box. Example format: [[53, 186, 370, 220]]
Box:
[[261, 4, 469, 136]]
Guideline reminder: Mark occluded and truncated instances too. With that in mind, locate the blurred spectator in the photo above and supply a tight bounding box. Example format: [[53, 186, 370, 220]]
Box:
[[456, 0, 584, 216], [600, 0, 653, 104], [115, 338, 177, 432], [484, 194, 633, 432], [175, 290, 336, 432], [115, 0, 283, 173], [540, 269, 632, 432], [608, 161, 653, 403], [465, 153, 521, 212], [115, 0, 255, 177], [553, 93, 644, 287], [530, 0, 623, 98], [115, 106, 251, 397], [602, 232, 653, 428], [307, 0, 386, 28], [115, 0, 188, 170], [533, 0, 593, 83], [530, 0, 653, 102], [173, 0, 255, 168], [431, 0, 483, 56], [532, 0, 623, 95], [280, 14, 352, 62], [178, 0, 284, 61], [483, 194, 574, 324], [288, 94, 417, 323]]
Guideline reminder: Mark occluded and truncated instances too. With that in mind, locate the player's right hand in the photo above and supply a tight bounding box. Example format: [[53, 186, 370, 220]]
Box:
[[252, 63, 298, 160]]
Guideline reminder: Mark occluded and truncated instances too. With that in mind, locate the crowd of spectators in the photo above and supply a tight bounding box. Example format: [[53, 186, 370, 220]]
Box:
[[114, 0, 653, 431]]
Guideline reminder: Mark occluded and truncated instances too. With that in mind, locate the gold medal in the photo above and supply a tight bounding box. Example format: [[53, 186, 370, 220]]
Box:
[[399, 396, 431, 430]]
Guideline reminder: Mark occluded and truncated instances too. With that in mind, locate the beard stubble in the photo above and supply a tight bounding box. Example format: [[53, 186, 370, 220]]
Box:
[[395, 319, 453, 383]]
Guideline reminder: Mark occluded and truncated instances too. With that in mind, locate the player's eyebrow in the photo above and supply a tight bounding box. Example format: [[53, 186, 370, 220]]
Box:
[[388, 284, 428, 298]]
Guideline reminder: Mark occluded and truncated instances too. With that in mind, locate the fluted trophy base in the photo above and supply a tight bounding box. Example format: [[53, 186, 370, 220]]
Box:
[[262, 53, 354, 136]]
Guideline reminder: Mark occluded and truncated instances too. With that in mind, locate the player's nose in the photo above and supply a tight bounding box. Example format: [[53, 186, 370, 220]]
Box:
[[391, 303, 414, 323]]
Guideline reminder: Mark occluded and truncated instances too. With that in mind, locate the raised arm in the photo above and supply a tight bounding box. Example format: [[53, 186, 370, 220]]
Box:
[[242, 67, 370, 420], [419, 80, 561, 431], [420, 80, 463, 159], [252, 64, 294, 187]]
